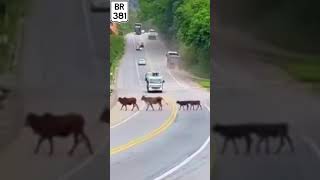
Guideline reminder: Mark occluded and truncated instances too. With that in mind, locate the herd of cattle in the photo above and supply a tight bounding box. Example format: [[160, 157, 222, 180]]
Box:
[[212, 123, 295, 154], [117, 96, 202, 111], [22, 94, 203, 156]]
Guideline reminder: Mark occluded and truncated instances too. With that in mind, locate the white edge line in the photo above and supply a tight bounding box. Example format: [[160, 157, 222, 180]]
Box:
[[58, 140, 108, 180], [154, 105, 210, 180], [110, 108, 142, 129], [59, 106, 143, 180], [302, 136, 320, 159], [131, 34, 144, 86]]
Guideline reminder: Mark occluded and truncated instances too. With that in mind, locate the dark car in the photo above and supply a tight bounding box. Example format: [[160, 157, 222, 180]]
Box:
[[90, 0, 110, 12]]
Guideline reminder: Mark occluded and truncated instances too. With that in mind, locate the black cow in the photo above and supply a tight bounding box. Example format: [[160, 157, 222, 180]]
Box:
[[25, 112, 94, 156]]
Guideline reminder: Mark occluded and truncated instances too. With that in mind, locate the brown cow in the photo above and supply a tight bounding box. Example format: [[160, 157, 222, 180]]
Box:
[[118, 97, 139, 111], [141, 96, 168, 111], [100, 107, 109, 124], [25, 112, 93, 156]]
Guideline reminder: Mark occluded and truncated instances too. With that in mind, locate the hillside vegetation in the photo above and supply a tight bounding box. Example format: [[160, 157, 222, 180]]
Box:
[[138, 0, 210, 79], [0, 0, 26, 74], [218, 0, 320, 84]]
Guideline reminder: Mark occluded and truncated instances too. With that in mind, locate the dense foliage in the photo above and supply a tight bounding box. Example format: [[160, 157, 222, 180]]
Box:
[[138, 0, 210, 77]]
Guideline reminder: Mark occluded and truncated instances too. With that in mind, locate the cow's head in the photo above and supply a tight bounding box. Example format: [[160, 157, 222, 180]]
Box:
[[25, 112, 38, 127], [212, 124, 222, 133]]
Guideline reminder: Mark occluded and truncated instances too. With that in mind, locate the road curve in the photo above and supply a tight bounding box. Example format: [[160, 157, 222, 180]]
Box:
[[110, 32, 210, 180], [0, 0, 108, 179]]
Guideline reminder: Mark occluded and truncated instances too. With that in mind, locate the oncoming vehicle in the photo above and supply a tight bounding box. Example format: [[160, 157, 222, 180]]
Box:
[[136, 42, 144, 51], [90, 0, 109, 12], [148, 29, 157, 40], [134, 23, 142, 35], [166, 51, 180, 69], [145, 72, 165, 92], [138, 58, 146, 65]]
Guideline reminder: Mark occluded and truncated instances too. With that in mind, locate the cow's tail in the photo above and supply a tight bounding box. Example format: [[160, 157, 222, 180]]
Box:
[[162, 98, 169, 105]]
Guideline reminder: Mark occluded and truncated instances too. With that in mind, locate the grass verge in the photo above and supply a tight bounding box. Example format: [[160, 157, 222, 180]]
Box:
[[0, 0, 26, 74], [284, 55, 320, 83], [110, 34, 125, 85], [179, 44, 211, 89]]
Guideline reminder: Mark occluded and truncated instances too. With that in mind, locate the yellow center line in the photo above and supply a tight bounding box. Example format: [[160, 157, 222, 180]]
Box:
[[110, 97, 178, 155]]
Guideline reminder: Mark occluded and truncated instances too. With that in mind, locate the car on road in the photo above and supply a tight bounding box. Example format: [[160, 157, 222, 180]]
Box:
[[134, 23, 142, 35], [148, 29, 157, 40], [138, 58, 146, 65], [136, 45, 143, 51], [136, 42, 144, 51], [90, 0, 110, 12]]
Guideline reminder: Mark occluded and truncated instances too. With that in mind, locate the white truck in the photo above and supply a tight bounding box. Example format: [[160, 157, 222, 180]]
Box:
[[166, 51, 180, 69], [145, 72, 165, 92]]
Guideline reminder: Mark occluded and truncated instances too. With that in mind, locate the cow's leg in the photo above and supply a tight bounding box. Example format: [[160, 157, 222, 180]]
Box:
[[150, 104, 155, 111], [34, 136, 45, 154], [135, 104, 139, 111], [199, 104, 203, 110], [158, 103, 162, 110], [179, 105, 181, 110], [146, 104, 149, 111], [81, 132, 94, 154], [256, 137, 264, 153], [68, 134, 80, 156], [125, 105, 128, 111], [120, 104, 124, 110], [131, 105, 134, 111], [265, 137, 270, 154], [48, 137, 54, 156], [231, 138, 239, 154], [274, 136, 285, 154], [285, 135, 294, 152], [245, 135, 252, 154], [221, 138, 229, 154]]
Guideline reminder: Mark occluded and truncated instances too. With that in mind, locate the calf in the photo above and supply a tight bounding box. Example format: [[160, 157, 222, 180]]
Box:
[[176, 101, 189, 110], [212, 124, 252, 154], [188, 100, 202, 110], [250, 123, 294, 154], [118, 97, 139, 111], [25, 112, 94, 156]]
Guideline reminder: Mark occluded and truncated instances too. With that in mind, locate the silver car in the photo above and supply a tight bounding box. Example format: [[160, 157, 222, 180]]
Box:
[[138, 58, 146, 65]]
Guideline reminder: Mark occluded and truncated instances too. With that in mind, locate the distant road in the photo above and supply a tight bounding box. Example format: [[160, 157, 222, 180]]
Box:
[[213, 27, 320, 180]]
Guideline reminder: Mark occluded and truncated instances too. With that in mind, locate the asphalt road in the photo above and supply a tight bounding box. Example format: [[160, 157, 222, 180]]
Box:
[[0, 0, 108, 179], [213, 27, 320, 180], [110, 32, 210, 180]]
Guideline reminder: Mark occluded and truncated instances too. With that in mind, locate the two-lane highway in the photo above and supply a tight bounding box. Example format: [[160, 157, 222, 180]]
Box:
[[110, 32, 210, 180]]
